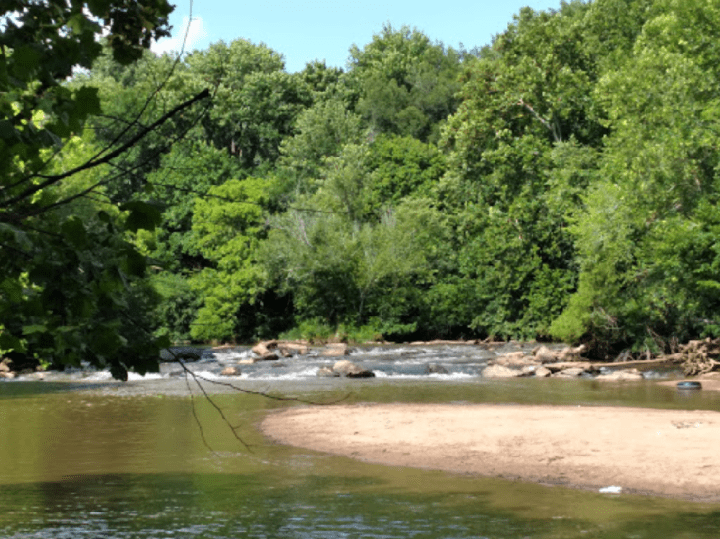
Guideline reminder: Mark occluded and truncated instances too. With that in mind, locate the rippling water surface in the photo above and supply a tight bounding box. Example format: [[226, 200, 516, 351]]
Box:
[[2, 345, 720, 538]]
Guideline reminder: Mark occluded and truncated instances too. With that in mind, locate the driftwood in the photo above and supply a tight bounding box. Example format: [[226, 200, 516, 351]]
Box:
[[676, 338, 720, 376]]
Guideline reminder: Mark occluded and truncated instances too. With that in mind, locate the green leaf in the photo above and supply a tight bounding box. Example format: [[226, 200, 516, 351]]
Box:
[[0, 332, 25, 354], [0, 120, 17, 140], [121, 246, 147, 277], [11, 45, 41, 81], [0, 278, 24, 303], [120, 201, 163, 232], [74, 86, 101, 116], [22, 324, 47, 335], [697, 280, 720, 291], [0, 223, 32, 251], [61, 216, 88, 248], [109, 362, 128, 381], [92, 327, 123, 355]]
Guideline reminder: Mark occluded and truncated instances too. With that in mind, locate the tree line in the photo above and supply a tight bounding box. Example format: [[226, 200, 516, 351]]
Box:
[[2, 0, 719, 377]]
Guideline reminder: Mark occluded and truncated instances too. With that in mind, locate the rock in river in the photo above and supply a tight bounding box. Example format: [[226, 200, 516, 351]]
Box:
[[424, 363, 449, 375], [332, 360, 375, 378], [316, 366, 341, 378], [482, 365, 522, 378]]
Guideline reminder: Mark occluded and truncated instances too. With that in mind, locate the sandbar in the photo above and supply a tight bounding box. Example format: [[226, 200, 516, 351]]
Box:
[[262, 403, 720, 501]]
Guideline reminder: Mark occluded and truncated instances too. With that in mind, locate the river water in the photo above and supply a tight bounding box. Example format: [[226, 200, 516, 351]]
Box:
[[2, 344, 720, 538]]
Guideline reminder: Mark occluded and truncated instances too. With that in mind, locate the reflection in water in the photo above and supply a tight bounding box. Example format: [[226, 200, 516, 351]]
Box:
[[0, 381, 719, 538]]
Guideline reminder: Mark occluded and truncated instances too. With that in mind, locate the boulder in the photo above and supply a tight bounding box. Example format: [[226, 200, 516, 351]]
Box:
[[280, 341, 310, 351], [520, 365, 536, 376], [0, 371, 15, 379], [492, 351, 536, 367], [321, 343, 349, 357], [520, 365, 552, 377], [558, 344, 587, 361], [316, 367, 341, 378], [220, 366, 240, 376], [332, 359, 375, 378], [596, 369, 644, 381], [278, 342, 309, 356], [552, 367, 587, 378], [0, 359, 11, 373], [424, 363, 449, 375], [533, 345, 559, 363], [534, 366, 552, 378], [252, 340, 278, 356], [482, 365, 522, 378]]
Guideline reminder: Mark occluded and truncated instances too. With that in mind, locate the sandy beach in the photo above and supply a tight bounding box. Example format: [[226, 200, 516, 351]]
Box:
[[262, 402, 720, 502]]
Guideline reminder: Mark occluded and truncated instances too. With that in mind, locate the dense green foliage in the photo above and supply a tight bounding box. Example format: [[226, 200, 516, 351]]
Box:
[[3, 0, 720, 374], [0, 0, 179, 378]]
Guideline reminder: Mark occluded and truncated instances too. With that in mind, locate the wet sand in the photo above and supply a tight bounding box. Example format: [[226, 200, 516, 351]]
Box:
[[262, 403, 720, 501]]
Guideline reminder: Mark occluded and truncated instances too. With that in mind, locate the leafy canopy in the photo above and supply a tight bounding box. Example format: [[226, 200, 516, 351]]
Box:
[[0, 0, 181, 379]]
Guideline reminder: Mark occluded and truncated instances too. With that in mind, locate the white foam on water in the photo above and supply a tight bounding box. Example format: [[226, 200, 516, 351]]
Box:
[[220, 367, 479, 381], [372, 371, 476, 380], [360, 347, 417, 356], [82, 371, 113, 381], [185, 369, 223, 380], [212, 349, 254, 361], [127, 372, 165, 381], [244, 367, 321, 381]]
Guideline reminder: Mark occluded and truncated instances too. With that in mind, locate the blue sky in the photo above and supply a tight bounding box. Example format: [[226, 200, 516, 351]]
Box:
[[152, 0, 565, 72]]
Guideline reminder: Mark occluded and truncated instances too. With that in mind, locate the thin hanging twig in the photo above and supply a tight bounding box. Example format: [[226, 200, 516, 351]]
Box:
[[169, 352, 349, 453]]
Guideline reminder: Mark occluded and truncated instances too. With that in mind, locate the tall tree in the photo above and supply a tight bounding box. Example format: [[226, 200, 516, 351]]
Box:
[[185, 40, 313, 171], [0, 0, 212, 378], [434, 1, 608, 339], [348, 25, 462, 143], [551, 0, 720, 356]]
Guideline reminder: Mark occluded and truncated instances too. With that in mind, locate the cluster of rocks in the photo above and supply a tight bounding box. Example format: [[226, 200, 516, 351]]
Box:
[[0, 358, 46, 380], [245, 340, 352, 359], [0, 358, 15, 379], [218, 340, 308, 376], [219, 340, 359, 377], [482, 344, 645, 380], [216, 340, 660, 380], [317, 359, 375, 378], [247, 340, 311, 361], [248, 340, 376, 378]]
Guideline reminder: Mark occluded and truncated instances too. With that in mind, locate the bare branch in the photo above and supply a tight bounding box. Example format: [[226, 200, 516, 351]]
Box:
[[164, 350, 348, 453], [517, 98, 562, 143], [0, 89, 211, 213], [179, 360, 253, 452], [184, 372, 220, 454], [4, 90, 213, 222]]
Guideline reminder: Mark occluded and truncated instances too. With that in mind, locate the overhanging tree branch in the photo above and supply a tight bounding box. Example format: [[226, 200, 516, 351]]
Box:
[[0, 89, 211, 213]]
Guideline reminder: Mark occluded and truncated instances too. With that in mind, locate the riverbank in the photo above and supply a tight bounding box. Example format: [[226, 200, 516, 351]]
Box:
[[262, 402, 720, 502]]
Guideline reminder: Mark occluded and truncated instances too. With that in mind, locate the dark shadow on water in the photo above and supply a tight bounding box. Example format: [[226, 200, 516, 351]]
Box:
[[0, 380, 123, 399]]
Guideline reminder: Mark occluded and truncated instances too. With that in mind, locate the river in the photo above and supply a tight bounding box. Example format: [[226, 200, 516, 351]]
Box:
[[2, 344, 720, 538]]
